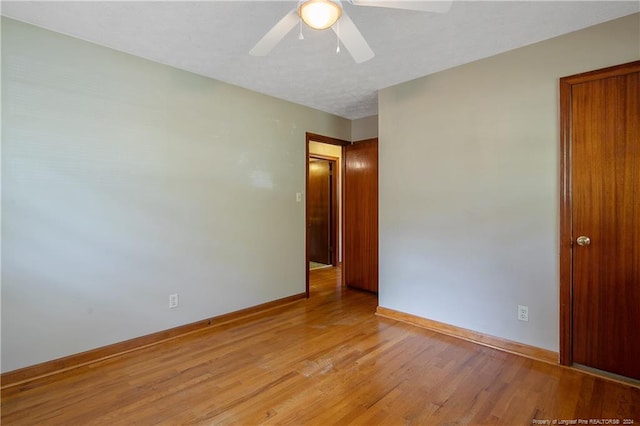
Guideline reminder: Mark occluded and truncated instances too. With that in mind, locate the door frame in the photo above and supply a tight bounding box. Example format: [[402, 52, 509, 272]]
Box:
[[558, 60, 640, 366], [305, 132, 350, 297], [308, 154, 339, 267]]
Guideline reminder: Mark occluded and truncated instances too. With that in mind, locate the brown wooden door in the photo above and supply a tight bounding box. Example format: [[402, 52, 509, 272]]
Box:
[[343, 139, 378, 293], [563, 62, 640, 379], [308, 158, 332, 265]]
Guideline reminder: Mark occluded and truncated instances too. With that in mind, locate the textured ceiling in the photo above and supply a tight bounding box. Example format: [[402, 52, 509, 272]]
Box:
[[2, 1, 638, 119]]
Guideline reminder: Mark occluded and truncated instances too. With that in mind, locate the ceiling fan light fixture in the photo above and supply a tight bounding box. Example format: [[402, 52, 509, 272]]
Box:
[[298, 0, 343, 30]]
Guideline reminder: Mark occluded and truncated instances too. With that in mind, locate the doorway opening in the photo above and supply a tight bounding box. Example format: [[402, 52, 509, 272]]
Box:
[[305, 133, 349, 297], [308, 155, 338, 270]]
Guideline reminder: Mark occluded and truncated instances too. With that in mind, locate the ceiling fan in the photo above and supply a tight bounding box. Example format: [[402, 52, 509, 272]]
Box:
[[249, 0, 453, 63]]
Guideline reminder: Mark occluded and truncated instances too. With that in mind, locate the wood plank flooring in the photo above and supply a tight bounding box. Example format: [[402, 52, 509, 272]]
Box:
[[2, 266, 639, 425]]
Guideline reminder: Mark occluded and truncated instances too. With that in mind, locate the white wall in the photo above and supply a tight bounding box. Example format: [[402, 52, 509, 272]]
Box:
[[1, 18, 350, 372], [351, 115, 378, 141], [309, 141, 343, 262], [379, 14, 640, 352]]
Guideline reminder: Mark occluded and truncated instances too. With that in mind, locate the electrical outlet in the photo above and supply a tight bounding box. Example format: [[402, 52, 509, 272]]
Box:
[[169, 293, 179, 309], [518, 305, 529, 322]]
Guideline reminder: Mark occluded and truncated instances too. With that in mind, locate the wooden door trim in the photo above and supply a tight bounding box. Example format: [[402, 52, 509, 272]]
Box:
[[309, 154, 339, 267], [307, 132, 350, 147], [305, 133, 349, 297], [558, 60, 640, 366]]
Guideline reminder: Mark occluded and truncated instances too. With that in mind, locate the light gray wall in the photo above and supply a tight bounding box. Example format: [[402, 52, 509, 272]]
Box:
[[379, 14, 640, 352], [1, 18, 350, 372], [351, 115, 378, 141]]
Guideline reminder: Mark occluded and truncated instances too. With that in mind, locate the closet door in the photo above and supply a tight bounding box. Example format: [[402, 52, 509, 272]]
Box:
[[560, 61, 640, 379]]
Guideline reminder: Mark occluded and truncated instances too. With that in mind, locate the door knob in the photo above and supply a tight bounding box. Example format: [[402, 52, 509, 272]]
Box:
[[576, 236, 591, 246]]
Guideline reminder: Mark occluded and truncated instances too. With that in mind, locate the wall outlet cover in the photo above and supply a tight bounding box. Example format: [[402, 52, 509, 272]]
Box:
[[169, 293, 179, 309], [517, 305, 529, 322]]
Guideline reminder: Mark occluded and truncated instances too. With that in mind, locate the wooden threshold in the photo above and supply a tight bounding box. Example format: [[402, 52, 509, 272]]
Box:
[[1, 293, 306, 389], [570, 364, 640, 389], [376, 306, 558, 365]]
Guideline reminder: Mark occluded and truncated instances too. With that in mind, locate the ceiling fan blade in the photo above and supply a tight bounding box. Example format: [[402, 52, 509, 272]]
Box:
[[332, 13, 374, 64], [350, 0, 453, 13], [249, 9, 299, 56]]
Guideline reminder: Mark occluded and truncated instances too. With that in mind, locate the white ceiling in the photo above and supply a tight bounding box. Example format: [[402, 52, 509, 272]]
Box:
[[2, 1, 638, 119]]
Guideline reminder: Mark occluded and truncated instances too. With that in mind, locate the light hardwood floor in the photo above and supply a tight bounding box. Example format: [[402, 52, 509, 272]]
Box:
[[2, 266, 639, 425]]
